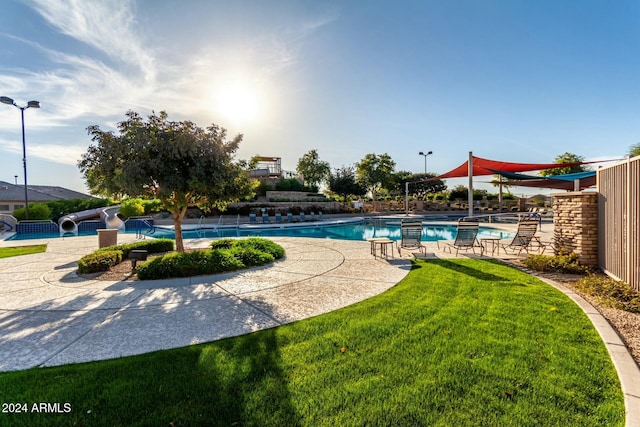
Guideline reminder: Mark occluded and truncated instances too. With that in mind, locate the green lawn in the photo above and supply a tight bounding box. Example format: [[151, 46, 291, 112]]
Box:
[[0, 258, 623, 426], [0, 244, 47, 259]]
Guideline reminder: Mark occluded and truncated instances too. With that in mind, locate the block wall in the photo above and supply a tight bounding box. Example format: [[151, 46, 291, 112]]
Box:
[[552, 192, 598, 267]]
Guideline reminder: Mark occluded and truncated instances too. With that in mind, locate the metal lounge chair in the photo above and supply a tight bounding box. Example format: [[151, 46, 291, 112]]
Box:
[[262, 213, 270, 223], [275, 212, 283, 223], [310, 212, 317, 221], [437, 221, 483, 256], [249, 213, 257, 223], [397, 219, 426, 256], [500, 219, 546, 255], [286, 212, 294, 222], [299, 212, 307, 222]]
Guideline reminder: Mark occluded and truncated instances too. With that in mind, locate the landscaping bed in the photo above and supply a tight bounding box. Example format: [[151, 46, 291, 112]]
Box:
[[78, 237, 285, 281]]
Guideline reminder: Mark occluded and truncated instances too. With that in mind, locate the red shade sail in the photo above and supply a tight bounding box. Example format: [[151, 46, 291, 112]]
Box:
[[432, 156, 585, 179]]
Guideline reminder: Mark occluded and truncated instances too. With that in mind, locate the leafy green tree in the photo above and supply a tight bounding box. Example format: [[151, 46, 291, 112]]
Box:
[[275, 178, 304, 191], [296, 149, 331, 188], [248, 155, 262, 170], [539, 152, 589, 176], [448, 185, 468, 201], [392, 171, 447, 198], [628, 142, 640, 158], [328, 166, 366, 204], [79, 111, 254, 252], [490, 174, 514, 194], [355, 153, 396, 200]]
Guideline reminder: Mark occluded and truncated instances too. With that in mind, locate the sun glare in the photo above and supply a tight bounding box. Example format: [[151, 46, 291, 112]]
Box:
[[215, 81, 261, 126]]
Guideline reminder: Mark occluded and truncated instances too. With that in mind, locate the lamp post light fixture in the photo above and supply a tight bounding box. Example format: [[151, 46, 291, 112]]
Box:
[[1, 96, 40, 220], [418, 150, 433, 175]]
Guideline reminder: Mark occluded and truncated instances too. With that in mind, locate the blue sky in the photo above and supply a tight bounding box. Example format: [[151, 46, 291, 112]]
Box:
[[1, 0, 639, 196]]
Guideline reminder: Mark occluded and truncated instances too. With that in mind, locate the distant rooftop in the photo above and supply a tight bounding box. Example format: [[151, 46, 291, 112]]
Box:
[[0, 181, 92, 202]]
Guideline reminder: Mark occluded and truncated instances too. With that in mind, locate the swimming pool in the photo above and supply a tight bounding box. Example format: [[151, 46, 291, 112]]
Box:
[[6, 218, 513, 242], [153, 219, 513, 242]]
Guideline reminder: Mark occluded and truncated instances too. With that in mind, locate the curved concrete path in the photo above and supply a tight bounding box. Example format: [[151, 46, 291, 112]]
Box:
[[0, 236, 411, 371]]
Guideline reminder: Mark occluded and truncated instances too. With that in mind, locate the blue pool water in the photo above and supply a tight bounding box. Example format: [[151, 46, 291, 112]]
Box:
[[146, 219, 512, 242], [6, 219, 513, 242]]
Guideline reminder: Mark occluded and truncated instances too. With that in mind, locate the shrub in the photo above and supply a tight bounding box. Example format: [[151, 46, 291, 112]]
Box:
[[256, 181, 272, 197], [13, 203, 51, 221], [575, 275, 640, 313], [136, 249, 245, 280], [236, 238, 285, 259], [117, 239, 174, 258], [210, 237, 285, 259], [521, 252, 590, 274], [78, 250, 123, 274], [207, 249, 246, 273], [143, 199, 163, 214], [448, 187, 467, 201], [230, 246, 275, 266], [77, 239, 174, 274], [472, 190, 487, 200], [137, 238, 285, 280], [209, 239, 236, 250], [275, 178, 304, 191], [120, 198, 145, 219]]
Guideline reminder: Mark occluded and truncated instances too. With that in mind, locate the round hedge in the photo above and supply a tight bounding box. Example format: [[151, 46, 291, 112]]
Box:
[[77, 238, 174, 274], [136, 237, 285, 280]]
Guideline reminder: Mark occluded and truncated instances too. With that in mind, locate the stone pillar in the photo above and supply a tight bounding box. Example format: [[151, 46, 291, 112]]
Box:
[[552, 192, 598, 267]]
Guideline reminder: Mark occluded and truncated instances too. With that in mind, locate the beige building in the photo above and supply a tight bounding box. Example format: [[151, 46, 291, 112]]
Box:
[[0, 181, 91, 215]]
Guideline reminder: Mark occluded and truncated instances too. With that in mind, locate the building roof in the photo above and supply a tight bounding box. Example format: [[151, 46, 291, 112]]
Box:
[[26, 185, 92, 200], [0, 181, 92, 202]]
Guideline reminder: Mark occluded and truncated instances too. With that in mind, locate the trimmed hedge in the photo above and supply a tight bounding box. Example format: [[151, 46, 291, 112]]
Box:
[[77, 238, 174, 274], [115, 239, 175, 259], [77, 250, 123, 274], [137, 249, 245, 280], [136, 238, 285, 280], [231, 237, 286, 259]]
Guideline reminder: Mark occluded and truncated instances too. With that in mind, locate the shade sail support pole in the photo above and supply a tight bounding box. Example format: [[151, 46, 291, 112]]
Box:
[[405, 182, 409, 215], [498, 175, 504, 211], [468, 152, 473, 217]]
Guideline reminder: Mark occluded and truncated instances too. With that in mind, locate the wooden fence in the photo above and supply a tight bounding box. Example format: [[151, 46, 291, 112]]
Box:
[[598, 156, 640, 290]]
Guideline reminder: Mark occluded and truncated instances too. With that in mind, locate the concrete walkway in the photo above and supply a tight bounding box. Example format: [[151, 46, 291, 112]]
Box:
[[0, 235, 411, 371]]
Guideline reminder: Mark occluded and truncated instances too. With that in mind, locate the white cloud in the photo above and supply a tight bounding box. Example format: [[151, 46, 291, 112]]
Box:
[[29, 0, 155, 80], [0, 1, 340, 138], [0, 137, 85, 166]]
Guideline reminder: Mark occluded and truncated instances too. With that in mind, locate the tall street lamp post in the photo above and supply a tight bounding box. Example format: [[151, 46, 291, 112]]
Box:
[[418, 150, 433, 175], [406, 150, 434, 214], [1, 96, 40, 220]]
